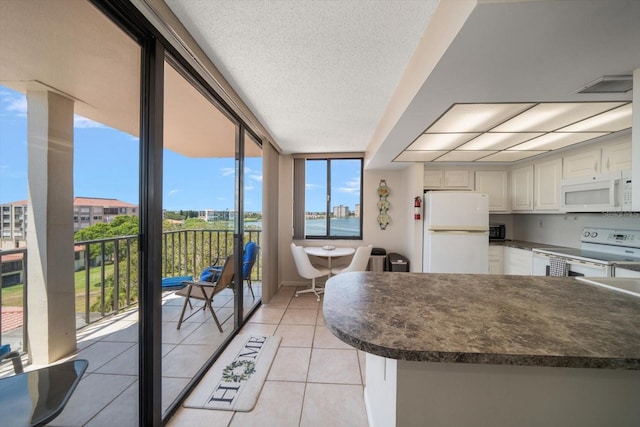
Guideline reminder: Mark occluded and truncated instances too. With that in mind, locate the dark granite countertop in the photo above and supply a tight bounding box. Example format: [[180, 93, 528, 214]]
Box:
[[489, 239, 569, 251], [323, 272, 640, 370]]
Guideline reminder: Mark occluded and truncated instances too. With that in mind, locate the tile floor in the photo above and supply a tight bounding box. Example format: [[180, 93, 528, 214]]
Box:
[[6, 285, 367, 426], [46, 285, 254, 426], [167, 286, 369, 427]]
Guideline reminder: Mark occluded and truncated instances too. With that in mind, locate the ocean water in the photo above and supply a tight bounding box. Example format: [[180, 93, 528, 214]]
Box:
[[305, 217, 360, 237]]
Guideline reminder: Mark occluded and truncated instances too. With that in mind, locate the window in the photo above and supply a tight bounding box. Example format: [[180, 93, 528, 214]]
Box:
[[293, 157, 363, 239]]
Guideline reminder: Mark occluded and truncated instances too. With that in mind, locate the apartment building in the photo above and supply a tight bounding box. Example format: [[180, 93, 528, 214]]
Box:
[[332, 204, 350, 218], [0, 202, 26, 247], [0, 197, 137, 247]]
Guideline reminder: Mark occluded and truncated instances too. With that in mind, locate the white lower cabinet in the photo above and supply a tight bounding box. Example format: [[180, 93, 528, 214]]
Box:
[[488, 245, 504, 274], [504, 247, 533, 275], [614, 268, 640, 278]]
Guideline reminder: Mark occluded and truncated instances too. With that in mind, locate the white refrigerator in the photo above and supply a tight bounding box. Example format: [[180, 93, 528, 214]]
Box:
[[423, 191, 489, 274]]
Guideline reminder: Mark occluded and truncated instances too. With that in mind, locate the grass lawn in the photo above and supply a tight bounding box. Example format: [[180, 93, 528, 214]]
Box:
[[1, 264, 119, 311]]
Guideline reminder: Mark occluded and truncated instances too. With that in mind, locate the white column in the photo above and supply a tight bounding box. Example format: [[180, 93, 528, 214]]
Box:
[[26, 89, 77, 364], [632, 68, 639, 211]]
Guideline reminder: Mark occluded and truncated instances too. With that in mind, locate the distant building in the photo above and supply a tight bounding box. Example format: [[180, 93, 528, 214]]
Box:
[[1, 202, 27, 246], [73, 197, 138, 232], [333, 205, 350, 218], [354, 203, 360, 217], [199, 209, 236, 222], [0, 197, 138, 247]]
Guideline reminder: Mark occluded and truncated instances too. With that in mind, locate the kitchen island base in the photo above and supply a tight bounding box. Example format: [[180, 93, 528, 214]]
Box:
[[365, 353, 640, 427]]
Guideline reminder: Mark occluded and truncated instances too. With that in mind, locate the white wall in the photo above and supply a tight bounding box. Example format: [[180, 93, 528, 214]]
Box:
[[278, 158, 419, 285], [363, 169, 410, 256]]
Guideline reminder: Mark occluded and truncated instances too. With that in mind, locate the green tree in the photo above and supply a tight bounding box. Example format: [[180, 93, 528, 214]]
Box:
[[75, 216, 138, 260], [164, 211, 184, 221], [183, 218, 208, 229]]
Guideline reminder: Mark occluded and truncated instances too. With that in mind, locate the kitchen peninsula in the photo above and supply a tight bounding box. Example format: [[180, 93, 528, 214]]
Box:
[[323, 272, 640, 427]]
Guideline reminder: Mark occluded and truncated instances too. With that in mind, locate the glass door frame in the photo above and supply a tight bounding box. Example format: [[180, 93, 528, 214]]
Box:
[[90, 1, 264, 424]]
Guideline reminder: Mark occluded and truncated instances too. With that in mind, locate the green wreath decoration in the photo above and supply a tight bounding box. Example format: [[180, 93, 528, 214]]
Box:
[[222, 360, 256, 383]]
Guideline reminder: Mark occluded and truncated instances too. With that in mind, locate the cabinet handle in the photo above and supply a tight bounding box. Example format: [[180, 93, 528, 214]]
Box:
[[594, 160, 597, 171]]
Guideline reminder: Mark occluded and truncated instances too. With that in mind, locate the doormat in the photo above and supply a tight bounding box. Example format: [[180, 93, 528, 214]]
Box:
[[184, 334, 281, 412]]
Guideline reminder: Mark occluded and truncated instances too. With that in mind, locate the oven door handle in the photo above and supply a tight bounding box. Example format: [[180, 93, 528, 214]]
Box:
[[533, 252, 608, 270]]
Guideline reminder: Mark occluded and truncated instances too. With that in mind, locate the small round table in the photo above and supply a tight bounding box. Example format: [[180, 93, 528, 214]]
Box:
[[304, 246, 355, 276]]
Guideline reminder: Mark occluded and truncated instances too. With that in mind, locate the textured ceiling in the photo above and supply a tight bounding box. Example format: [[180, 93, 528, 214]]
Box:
[[162, 0, 639, 169], [164, 0, 438, 155]]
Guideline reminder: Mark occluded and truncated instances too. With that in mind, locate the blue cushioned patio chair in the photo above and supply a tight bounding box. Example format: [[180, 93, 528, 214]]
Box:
[[209, 241, 259, 298]]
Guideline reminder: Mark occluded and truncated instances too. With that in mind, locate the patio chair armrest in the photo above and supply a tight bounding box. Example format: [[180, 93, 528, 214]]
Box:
[[0, 350, 24, 374]]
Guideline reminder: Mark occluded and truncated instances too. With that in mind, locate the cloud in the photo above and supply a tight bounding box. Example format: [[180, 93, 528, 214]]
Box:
[[0, 89, 27, 116], [244, 167, 263, 182], [220, 167, 235, 176], [337, 177, 361, 194], [305, 183, 321, 190], [74, 115, 106, 129], [168, 189, 180, 196]]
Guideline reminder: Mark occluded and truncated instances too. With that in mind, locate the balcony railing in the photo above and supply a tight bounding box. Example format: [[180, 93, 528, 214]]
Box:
[[0, 229, 262, 352]]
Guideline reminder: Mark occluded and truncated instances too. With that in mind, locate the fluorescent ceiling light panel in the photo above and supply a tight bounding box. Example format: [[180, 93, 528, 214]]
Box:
[[395, 151, 447, 162], [457, 132, 542, 150], [427, 103, 534, 133], [558, 103, 632, 132], [477, 151, 546, 162], [408, 133, 479, 150], [511, 132, 607, 151], [491, 102, 624, 132], [434, 151, 496, 162], [397, 101, 633, 164]]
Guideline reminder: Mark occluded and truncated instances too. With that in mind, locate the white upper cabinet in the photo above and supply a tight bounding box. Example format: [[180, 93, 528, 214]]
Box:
[[601, 140, 632, 173], [424, 169, 472, 189], [534, 158, 562, 211], [475, 171, 509, 212], [424, 169, 444, 188], [563, 149, 600, 178], [510, 165, 534, 211], [563, 140, 631, 178]]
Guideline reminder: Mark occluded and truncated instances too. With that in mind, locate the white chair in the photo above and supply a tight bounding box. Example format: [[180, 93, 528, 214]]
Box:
[[291, 243, 330, 301], [331, 244, 373, 275]]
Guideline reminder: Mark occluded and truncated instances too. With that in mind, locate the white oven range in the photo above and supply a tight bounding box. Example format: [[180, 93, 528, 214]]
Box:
[[532, 227, 640, 278]]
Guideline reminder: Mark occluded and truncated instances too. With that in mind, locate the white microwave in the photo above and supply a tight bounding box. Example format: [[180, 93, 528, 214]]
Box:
[[560, 171, 632, 212]]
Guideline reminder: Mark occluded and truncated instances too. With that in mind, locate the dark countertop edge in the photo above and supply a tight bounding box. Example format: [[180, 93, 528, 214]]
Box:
[[326, 323, 640, 370]]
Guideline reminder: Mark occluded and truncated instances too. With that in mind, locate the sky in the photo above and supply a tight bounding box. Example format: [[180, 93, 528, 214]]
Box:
[[0, 85, 263, 212], [305, 158, 361, 213], [0, 84, 359, 213]]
